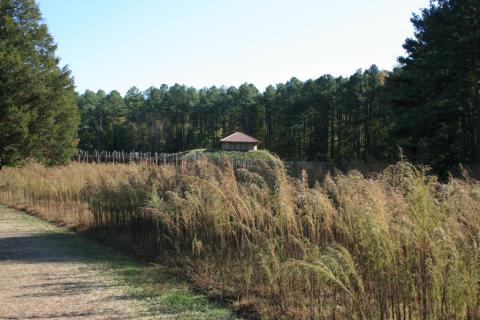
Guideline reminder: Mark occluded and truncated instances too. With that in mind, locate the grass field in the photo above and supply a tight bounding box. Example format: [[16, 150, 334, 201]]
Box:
[[1, 157, 480, 319]]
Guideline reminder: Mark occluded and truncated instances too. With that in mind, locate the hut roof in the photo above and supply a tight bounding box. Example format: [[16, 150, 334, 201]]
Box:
[[220, 132, 261, 143]]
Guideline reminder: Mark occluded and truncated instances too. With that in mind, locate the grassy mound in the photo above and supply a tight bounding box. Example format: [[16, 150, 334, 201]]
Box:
[[181, 148, 278, 161]]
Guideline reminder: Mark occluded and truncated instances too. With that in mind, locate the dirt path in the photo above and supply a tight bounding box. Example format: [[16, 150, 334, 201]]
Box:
[[0, 206, 234, 320], [0, 206, 154, 319]]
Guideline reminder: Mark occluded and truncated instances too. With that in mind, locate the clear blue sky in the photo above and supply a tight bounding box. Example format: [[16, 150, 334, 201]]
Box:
[[37, 0, 429, 94]]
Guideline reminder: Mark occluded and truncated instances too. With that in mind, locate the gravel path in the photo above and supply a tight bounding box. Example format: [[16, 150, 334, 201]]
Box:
[[0, 206, 153, 320]]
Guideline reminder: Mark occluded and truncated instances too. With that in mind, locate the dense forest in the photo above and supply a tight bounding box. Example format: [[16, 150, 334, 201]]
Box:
[[77, 67, 391, 163], [75, 0, 480, 173], [1, 0, 479, 174]]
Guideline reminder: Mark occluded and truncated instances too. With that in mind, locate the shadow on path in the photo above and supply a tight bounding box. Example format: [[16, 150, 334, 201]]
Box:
[[0, 232, 116, 264]]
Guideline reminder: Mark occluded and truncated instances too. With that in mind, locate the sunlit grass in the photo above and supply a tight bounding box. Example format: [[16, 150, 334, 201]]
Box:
[[1, 159, 479, 319]]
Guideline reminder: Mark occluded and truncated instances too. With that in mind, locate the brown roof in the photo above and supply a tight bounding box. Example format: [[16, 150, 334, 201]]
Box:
[[220, 132, 261, 143]]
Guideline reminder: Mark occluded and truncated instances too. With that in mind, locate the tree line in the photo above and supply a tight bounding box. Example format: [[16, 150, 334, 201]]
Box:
[[77, 67, 392, 164], [77, 0, 480, 173], [1, 0, 479, 174]]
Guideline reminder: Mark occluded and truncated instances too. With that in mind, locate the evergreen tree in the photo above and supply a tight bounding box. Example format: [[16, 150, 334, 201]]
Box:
[[0, 0, 79, 165], [388, 0, 480, 172]]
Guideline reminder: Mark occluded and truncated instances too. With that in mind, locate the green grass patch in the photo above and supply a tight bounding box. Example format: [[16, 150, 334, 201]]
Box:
[[183, 148, 278, 162]]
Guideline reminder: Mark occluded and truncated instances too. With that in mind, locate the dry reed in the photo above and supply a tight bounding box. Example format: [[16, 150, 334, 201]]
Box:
[[1, 159, 479, 319]]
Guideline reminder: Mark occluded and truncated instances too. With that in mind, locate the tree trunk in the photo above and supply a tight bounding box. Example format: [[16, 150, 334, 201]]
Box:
[[475, 96, 480, 164]]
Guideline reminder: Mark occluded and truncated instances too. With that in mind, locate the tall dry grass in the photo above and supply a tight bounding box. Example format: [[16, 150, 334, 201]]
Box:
[[1, 159, 479, 319]]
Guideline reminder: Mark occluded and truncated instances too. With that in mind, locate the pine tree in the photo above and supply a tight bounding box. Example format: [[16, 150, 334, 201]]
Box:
[[388, 0, 480, 173]]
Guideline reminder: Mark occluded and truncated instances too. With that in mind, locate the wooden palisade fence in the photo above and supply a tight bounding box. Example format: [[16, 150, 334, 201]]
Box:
[[73, 150, 280, 169]]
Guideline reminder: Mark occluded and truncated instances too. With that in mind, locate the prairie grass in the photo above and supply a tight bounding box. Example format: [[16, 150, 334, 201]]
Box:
[[1, 158, 479, 319]]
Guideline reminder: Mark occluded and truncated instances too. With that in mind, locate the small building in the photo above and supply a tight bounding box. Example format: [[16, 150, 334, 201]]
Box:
[[220, 132, 261, 151]]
